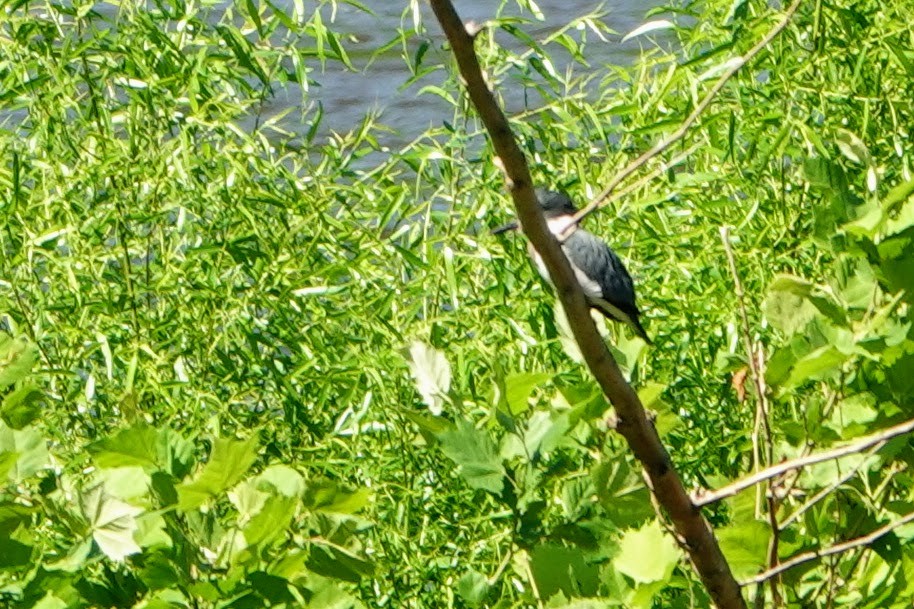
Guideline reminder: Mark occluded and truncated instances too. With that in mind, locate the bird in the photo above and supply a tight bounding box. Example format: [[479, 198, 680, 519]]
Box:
[[493, 188, 652, 345]]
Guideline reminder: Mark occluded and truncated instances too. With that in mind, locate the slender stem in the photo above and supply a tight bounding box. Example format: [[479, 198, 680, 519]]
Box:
[[720, 227, 780, 604], [778, 442, 884, 529], [694, 417, 914, 507], [566, 0, 804, 234], [741, 511, 914, 586]]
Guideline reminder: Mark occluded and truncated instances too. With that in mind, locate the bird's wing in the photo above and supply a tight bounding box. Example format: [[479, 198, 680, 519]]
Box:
[[562, 230, 641, 321]]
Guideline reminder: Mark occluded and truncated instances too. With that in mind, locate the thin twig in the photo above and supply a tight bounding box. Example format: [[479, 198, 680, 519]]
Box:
[[720, 227, 781, 604], [720, 227, 772, 511], [740, 510, 914, 586], [694, 417, 914, 507], [566, 0, 804, 235], [609, 143, 701, 215], [778, 442, 885, 529]]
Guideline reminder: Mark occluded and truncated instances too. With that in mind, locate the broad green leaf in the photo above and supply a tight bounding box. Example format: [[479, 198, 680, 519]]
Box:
[[244, 495, 297, 546], [615, 520, 681, 584], [883, 177, 914, 212], [717, 520, 771, 580], [0, 536, 32, 569], [0, 423, 48, 483], [32, 593, 67, 609], [592, 459, 654, 528], [521, 410, 554, 458], [256, 464, 305, 497], [763, 278, 816, 336], [500, 372, 552, 415], [844, 204, 885, 237], [0, 502, 32, 536], [402, 410, 453, 436], [438, 419, 505, 495], [833, 393, 878, 438], [0, 336, 38, 391], [305, 576, 363, 609], [307, 542, 375, 582], [0, 451, 16, 481], [89, 424, 174, 472], [99, 466, 151, 500], [0, 384, 45, 429], [457, 570, 489, 608], [228, 480, 269, 520], [177, 435, 259, 510], [134, 512, 171, 549], [879, 237, 914, 304], [784, 346, 848, 389], [406, 342, 451, 416], [46, 537, 93, 572], [79, 484, 143, 562], [529, 544, 600, 598], [766, 275, 847, 327], [303, 478, 371, 514], [885, 197, 914, 237]]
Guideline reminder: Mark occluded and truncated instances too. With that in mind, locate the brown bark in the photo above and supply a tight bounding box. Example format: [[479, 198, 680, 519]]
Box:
[[428, 2, 747, 607]]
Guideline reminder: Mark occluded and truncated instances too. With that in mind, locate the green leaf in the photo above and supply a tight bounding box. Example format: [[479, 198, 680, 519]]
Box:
[[438, 419, 505, 495], [32, 593, 68, 609], [615, 520, 681, 584], [79, 484, 143, 562], [0, 336, 38, 391], [763, 278, 817, 336], [500, 372, 552, 415], [244, 495, 297, 546], [307, 542, 375, 582], [176, 435, 259, 510], [0, 423, 48, 483], [883, 178, 914, 213], [256, 464, 305, 498], [885, 197, 914, 237], [529, 543, 600, 598], [717, 520, 771, 580], [228, 480, 268, 520], [303, 479, 370, 514], [0, 536, 32, 568], [99, 466, 151, 500], [457, 570, 489, 607], [784, 345, 848, 389], [88, 424, 161, 470], [521, 410, 554, 458], [0, 384, 45, 429], [592, 459, 654, 529], [621, 20, 675, 43]]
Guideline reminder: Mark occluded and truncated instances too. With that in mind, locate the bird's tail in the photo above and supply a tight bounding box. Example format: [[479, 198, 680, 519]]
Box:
[[629, 316, 653, 346], [590, 297, 653, 345]]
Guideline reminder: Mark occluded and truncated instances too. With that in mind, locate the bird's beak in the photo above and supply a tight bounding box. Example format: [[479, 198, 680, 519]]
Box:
[[491, 220, 519, 235]]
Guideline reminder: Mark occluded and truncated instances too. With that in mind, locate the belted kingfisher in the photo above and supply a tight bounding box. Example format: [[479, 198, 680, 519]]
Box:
[[493, 188, 652, 345]]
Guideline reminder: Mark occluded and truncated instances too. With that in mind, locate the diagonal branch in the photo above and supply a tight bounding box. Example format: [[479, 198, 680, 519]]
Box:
[[565, 0, 803, 235], [741, 510, 914, 586], [693, 417, 914, 507], [428, 2, 746, 608]]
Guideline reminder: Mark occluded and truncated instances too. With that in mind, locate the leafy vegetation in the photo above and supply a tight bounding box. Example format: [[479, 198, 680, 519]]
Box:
[[1, 0, 914, 607]]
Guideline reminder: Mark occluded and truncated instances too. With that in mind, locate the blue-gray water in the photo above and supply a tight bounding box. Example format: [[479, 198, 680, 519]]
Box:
[[261, 0, 668, 149], [0, 1, 669, 155]]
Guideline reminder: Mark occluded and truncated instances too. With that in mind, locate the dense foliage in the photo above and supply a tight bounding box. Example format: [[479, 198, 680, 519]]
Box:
[[1, 0, 913, 607]]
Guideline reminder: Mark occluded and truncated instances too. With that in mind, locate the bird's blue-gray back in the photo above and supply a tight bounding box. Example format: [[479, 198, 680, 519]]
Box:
[[563, 229, 639, 317]]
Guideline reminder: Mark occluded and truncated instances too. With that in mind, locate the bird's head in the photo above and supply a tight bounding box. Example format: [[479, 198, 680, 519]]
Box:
[[492, 188, 577, 234], [535, 189, 577, 218]]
